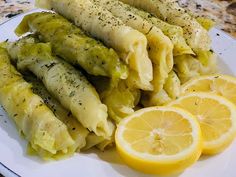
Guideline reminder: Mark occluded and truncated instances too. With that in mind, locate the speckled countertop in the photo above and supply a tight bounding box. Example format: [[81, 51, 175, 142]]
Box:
[[0, 0, 235, 37], [0, 0, 34, 23], [178, 0, 236, 37]]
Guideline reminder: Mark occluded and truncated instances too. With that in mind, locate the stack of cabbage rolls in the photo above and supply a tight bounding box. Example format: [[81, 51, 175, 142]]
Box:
[[24, 75, 114, 152], [36, 0, 216, 104], [1, 35, 116, 159], [0, 0, 218, 160]]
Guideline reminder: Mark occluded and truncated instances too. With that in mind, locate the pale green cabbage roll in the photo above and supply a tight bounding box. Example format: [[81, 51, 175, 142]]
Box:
[[174, 51, 217, 83], [0, 47, 75, 159], [82, 134, 105, 150], [141, 89, 171, 106], [175, 55, 201, 83], [163, 71, 181, 99], [15, 12, 128, 85], [89, 77, 140, 123], [36, 0, 153, 90], [128, 7, 194, 56], [102, 81, 141, 123], [25, 75, 89, 152], [120, 0, 211, 52], [96, 138, 114, 151], [7, 36, 112, 138], [83, 132, 114, 151], [196, 17, 215, 31], [141, 71, 180, 106]]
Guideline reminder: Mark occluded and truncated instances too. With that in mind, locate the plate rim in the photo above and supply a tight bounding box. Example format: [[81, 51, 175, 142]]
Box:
[[0, 8, 236, 177], [0, 162, 20, 177]]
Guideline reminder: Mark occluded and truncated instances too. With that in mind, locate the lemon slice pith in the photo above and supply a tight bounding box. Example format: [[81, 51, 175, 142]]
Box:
[[115, 106, 202, 175], [181, 74, 236, 105], [168, 92, 236, 155]]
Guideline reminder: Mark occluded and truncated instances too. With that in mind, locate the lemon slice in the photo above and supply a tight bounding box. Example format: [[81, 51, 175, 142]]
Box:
[[181, 74, 236, 104], [168, 92, 236, 155], [115, 106, 202, 175]]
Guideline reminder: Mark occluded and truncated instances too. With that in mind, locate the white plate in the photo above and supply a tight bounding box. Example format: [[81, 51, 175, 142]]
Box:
[[0, 9, 236, 177]]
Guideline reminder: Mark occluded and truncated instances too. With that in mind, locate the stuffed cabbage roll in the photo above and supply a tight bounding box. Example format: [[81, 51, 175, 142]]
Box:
[[163, 71, 181, 99], [96, 138, 114, 151], [25, 75, 89, 152], [195, 50, 217, 74], [0, 47, 75, 159], [175, 55, 201, 83], [89, 76, 140, 123], [7, 36, 112, 138], [174, 51, 217, 83], [36, 0, 153, 90], [151, 63, 168, 94], [15, 12, 128, 85], [102, 81, 141, 123], [83, 132, 114, 151], [120, 0, 211, 52], [142, 71, 180, 106], [196, 17, 215, 31], [128, 7, 194, 56], [141, 89, 171, 106], [82, 134, 105, 150]]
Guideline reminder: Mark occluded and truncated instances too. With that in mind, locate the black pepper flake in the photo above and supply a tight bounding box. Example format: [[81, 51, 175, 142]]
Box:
[[216, 33, 220, 36], [45, 62, 56, 70], [145, 26, 154, 35], [72, 127, 76, 130], [67, 111, 72, 117], [13, 114, 18, 117], [196, 4, 202, 9]]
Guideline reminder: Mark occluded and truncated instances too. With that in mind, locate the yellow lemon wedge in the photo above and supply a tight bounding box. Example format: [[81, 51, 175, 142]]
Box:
[[168, 92, 236, 155], [115, 106, 202, 175], [181, 74, 236, 105]]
